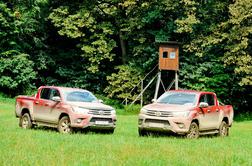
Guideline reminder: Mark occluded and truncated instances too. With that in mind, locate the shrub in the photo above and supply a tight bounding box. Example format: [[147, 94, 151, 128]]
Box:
[[123, 104, 141, 114], [105, 65, 142, 102], [0, 50, 36, 96]]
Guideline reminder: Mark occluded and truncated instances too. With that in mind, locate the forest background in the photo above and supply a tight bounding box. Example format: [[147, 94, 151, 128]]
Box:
[[0, 0, 251, 114]]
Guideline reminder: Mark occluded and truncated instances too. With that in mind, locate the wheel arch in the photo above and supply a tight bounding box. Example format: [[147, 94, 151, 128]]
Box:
[[58, 113, 70, 121], [191, 119, 199, 126], [222, 117, 229, 126], [21, 108, 30, 116]]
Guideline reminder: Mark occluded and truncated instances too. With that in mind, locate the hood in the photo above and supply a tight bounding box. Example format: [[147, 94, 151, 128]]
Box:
[[67, 101, 114, 110], [143, 103, 194, 112]]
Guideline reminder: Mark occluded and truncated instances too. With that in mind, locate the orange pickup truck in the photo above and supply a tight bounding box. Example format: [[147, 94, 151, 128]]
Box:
[[138, 90, 234, 138], [15, 86, 116, 134]]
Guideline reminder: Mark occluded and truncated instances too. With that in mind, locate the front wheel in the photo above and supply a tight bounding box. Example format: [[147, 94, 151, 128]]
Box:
[[58, 116, 73, 134], [20, 113, 33, 129], [186, 122, 199, 139], [218, 121, 229, 137]]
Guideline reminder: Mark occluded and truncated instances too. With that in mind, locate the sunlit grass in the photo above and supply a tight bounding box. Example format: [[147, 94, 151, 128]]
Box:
[[0, 98, 252, 166]]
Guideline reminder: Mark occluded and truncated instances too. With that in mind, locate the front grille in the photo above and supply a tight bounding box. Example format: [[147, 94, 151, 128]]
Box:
[[145, 119, 170, 125], [90, 118, 113, 123], [88, 109, 111, 116], [146, 110, 173, 117]]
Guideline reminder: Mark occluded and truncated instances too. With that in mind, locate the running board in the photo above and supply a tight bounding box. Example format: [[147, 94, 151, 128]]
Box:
[[199, 130, 219, 135], [34, 121, 58, 128]]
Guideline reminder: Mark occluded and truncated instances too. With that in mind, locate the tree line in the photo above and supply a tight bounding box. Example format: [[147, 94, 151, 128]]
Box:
[[0, 0, 251, 113]]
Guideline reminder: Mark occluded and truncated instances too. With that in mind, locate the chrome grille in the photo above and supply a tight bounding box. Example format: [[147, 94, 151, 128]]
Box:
[[88, 109, 111, 116], [146, 110, 173, 117]]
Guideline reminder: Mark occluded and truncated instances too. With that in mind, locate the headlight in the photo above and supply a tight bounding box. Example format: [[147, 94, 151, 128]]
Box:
[[72, 106, 89, 114], [111, 109, 116, 115], [140, 108, 148, 114], [172, 111, 190, 117]]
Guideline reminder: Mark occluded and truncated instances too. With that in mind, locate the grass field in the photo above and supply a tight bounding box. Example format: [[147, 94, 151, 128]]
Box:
[[0, 98, 252, 166]]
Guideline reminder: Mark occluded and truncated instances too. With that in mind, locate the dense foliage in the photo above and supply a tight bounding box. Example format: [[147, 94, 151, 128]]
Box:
[[0, 0, 251, 113]]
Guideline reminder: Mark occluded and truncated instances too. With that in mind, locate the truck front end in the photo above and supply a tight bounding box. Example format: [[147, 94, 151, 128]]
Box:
[[70, 106, 116, 131], [138, 108, 192, 135]]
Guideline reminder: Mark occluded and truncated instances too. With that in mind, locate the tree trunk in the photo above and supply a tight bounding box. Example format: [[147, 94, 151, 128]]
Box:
[[119, 30, 127, 64]]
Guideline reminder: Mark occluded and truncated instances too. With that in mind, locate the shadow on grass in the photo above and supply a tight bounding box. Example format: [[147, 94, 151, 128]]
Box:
[[139, 131, 220, 139], [32, 126, 114, 135]]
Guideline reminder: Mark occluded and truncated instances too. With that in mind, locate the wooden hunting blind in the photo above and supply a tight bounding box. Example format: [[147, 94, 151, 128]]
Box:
[[127, 41, 181, 106], [158, 41, 179, 71]]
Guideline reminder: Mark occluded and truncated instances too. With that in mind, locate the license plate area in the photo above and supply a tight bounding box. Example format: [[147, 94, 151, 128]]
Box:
[[148, 122, 164, 128], [145, 119, 169, 128], [95, 121, 109, 125]]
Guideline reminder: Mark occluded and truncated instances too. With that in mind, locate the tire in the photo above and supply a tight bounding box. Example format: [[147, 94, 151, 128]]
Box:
[[186, 122, 199, 139], [20, 113, 33, 129], [58, 116, 73, 134], [139, 129, 148, 137], [218, 121, 229, 137]]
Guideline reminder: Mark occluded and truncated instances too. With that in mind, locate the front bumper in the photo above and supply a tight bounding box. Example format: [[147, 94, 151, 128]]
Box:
[[70, 114, 116, 129], [138, 114, 191, 134]]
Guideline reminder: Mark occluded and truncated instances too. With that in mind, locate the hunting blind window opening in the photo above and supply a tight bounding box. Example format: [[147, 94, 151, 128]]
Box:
[[169, 52, 176, 59], [163, 52, 168, 58]]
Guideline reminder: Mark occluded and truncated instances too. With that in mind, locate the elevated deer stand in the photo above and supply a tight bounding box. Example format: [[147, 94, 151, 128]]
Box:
[[154, 41, 180, 100]]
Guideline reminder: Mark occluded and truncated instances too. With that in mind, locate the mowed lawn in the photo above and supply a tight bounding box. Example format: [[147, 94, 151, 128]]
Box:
[[0, 99, 252, 166]]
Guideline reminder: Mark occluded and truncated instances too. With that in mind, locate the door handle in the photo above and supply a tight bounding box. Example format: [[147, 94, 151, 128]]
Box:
[[44, 103, 49, 106], [207, 110, 211, 113], [216, 109, 219, 112], [35, 101, 39, 104]]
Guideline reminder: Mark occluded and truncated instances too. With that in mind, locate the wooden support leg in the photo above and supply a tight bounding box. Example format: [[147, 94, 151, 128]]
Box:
[[175, 71, 179, 90], [154, 72, 161, 100]]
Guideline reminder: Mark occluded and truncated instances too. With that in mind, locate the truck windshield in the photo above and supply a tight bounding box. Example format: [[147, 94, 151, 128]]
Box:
[[157, 92, 196, 106], [61, 89, 97, 102]]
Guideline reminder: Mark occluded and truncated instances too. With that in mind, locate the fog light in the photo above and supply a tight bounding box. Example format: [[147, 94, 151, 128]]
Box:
[[138, 119, 143, 125], [177, 123, 185, 129], [76, 118, 83, 123]]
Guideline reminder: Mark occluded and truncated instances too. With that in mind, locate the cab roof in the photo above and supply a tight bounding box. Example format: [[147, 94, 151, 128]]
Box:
[[168, 89, 215, 95]]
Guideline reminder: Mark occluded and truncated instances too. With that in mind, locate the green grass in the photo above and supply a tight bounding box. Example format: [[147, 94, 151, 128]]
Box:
[[0, 98, 252, 166]]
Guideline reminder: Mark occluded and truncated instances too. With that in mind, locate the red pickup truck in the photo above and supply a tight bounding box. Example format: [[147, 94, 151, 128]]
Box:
[[138, 90, 234, 138], [15, 86, 116, 134]]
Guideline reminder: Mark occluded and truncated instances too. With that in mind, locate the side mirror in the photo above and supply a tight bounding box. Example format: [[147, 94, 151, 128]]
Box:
[[151, 99, 157, 103], [199, 102, 208, 108], [98, 99, 103, 103], [52, 96, 61, 102]]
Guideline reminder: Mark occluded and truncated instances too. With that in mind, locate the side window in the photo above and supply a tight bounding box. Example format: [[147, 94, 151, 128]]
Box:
[[49, 89, 60, 100], [40, 88, 51, 100], [206, 94, 215, 106], [199, 94, 206, 103]]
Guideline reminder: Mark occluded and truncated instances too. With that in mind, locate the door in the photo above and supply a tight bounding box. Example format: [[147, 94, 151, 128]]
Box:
[[198, 94, 219, 130], [33, 88, 62, 123]]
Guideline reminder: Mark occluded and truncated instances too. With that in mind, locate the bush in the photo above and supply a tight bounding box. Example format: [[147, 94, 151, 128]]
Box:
[[95, 94, 124, 109], [123, 104, 141, 115], [234, 112, 252, 122], [0, 50, 36, 96], [104, 65, 142, 102]]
